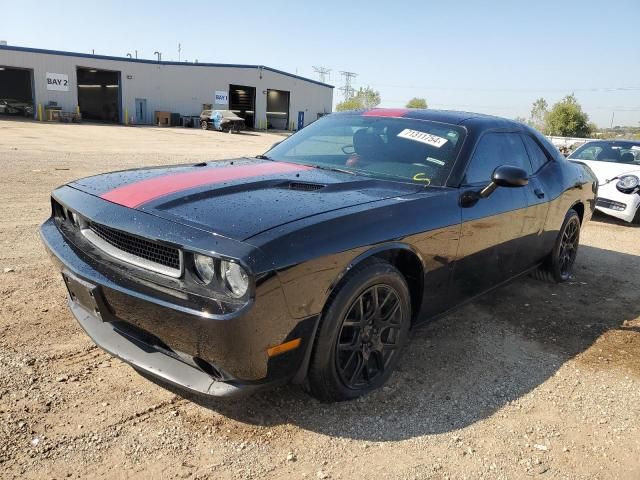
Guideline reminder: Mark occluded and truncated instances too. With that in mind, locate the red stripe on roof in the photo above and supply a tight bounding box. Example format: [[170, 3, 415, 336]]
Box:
[[100, 161, 311, 208], [362, 108, 410, 118]]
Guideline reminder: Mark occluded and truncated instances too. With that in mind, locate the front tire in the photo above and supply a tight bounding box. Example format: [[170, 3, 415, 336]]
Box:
[[307, 259, 411, 402], [533, 209, 581, 283]]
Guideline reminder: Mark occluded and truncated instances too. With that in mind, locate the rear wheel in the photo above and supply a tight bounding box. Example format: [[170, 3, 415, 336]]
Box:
[[200, 120, 208, 130], [307, 260, 411, 402], [533, 209, 581, 283]]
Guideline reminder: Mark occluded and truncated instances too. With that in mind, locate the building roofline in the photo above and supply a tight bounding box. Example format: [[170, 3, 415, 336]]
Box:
[[0, 44, 334, 89]]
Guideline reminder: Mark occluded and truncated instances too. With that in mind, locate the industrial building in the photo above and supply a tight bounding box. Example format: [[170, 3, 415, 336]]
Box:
[[0, 44, 333, 129]]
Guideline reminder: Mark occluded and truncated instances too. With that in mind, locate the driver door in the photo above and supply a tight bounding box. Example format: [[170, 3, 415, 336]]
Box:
[[451, 132, 531, 300]]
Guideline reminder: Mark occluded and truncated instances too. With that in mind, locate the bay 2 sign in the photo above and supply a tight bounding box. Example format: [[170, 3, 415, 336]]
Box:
[[46, 72, 69, 92]]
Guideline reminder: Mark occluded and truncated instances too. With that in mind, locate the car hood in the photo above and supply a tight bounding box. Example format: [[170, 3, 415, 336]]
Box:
[[69, 159, 422, 241], [222, 114, 244, 122], [572, 159, 640, 184]]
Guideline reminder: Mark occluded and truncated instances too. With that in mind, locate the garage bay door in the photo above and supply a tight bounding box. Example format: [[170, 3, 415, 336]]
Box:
[[229, 85, 255, 129], [0, 66, 34, 118], [77, 67, 121, 123]]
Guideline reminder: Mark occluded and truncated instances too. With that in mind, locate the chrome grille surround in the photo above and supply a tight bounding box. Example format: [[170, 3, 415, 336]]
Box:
[[81, 222, 183, 278]]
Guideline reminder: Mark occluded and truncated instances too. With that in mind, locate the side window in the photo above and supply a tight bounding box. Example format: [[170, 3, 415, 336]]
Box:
[[577, 146, 601, 160], [503, 134, 532, 174], [521, 135, 550, 173], [464, 133, 531, 184]]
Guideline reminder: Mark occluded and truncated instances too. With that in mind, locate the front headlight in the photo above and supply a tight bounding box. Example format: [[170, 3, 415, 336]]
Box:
[[194, 254, 216, 285], [220, 260, 249, 298], [616, 175, 639, 193]]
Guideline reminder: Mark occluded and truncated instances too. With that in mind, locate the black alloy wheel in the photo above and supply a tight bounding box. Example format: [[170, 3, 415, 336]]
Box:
[[307, 259, 411, 402], [335, 285, 403, 389], [532, 208, 581, 283], [558, 215, 580, 278]]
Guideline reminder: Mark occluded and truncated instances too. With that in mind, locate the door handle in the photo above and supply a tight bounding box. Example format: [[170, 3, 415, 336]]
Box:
[[534, 188, 545, 199]]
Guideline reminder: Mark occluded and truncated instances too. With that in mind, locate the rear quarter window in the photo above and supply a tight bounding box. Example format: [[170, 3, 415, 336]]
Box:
[[521, 135, 550, 172]]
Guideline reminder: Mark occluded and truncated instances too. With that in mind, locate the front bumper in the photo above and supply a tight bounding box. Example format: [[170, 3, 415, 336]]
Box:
[[68, 298, 256, 397], [40, 188, 318, 398], [595, 186, 640, 223]]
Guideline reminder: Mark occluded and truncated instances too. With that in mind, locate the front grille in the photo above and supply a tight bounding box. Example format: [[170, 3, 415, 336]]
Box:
[[596, 198, 627, 211], [85, 223, 182, 276]]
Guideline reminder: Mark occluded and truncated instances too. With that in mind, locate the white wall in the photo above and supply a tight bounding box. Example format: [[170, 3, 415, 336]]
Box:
[[0, 47, 333, 128], [547, 136, 593, 147]]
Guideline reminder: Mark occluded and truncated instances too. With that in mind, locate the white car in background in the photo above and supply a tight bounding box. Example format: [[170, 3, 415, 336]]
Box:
[[568, 140, 640, 224]]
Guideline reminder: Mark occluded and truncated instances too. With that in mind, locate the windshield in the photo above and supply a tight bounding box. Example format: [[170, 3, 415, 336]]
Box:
[[569, 141, 640, 165], [265, 114, 466, 185]]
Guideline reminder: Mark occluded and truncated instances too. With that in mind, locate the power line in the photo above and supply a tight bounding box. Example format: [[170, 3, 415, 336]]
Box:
[[350, 82, 640, 94], [339, 71, 358, 100], [312, 66, 331, 84], [378, 99, 640, 113]]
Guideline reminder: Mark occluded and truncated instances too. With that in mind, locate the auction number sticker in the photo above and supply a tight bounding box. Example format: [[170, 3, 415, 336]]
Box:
[[397, 129, 448, 148]]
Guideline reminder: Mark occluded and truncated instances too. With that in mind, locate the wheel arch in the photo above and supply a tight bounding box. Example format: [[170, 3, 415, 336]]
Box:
[[571, 201, 585, 224], [326, 243, 425, 325]]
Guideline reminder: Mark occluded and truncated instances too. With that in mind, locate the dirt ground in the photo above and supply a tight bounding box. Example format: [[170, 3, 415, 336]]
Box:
[[1, 119, 639, 480]]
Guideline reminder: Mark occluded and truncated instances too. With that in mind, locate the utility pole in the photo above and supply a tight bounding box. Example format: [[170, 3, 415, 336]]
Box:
[[610, 111, 615, 128], [178, 43, 181, 62], [339, 71, 358, 100], [312, 66, 331, 84]]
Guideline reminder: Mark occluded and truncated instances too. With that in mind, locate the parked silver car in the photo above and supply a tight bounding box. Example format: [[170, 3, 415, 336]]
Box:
[[199, 110, 245, 133]]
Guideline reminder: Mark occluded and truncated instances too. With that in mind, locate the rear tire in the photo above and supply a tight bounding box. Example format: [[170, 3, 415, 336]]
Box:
[[200, 120, 208, 130], [307, 259, 411, 402], [532, 209, 581, 283]]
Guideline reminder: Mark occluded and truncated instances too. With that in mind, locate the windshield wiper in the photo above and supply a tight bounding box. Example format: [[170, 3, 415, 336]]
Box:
[[254, 157, 357, 176], [310, 164, 358, 176]]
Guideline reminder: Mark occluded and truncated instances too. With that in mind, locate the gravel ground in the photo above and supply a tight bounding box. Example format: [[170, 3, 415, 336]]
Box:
[[0, 118, 639, 479]]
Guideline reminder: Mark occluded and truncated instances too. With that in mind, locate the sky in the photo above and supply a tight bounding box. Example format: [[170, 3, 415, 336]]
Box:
[[3, 0, 640, 127]]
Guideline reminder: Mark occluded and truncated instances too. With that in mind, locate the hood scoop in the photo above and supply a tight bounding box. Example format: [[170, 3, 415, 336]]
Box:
[[287, 182, 326, 192]]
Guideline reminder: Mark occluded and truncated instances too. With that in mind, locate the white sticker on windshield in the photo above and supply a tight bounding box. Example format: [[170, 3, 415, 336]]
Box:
[[397, 129, 448, 148]]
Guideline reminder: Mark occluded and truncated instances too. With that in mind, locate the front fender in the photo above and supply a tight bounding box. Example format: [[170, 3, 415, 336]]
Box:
[[248, 191, 461, 320], [326, 242, 426, 294]]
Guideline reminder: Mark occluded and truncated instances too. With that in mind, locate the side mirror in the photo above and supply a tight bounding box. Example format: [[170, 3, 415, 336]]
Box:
[[479, 165, 529, 198]]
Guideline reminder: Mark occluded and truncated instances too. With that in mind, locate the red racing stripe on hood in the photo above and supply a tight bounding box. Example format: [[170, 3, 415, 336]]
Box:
[[362, 108, 410, 117], [100, 161, 311, 208]]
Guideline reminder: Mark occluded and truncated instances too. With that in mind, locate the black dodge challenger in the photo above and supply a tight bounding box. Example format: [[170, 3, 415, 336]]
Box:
[[40, 109, 597, 402]]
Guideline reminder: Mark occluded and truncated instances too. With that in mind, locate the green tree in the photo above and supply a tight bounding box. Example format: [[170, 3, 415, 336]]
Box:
[[335, 86, 381, 111], [405, 97, 428, 109], [544, 94, 592, 138], [530, 97, 548, 131], [335, 97, 363, 111]]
